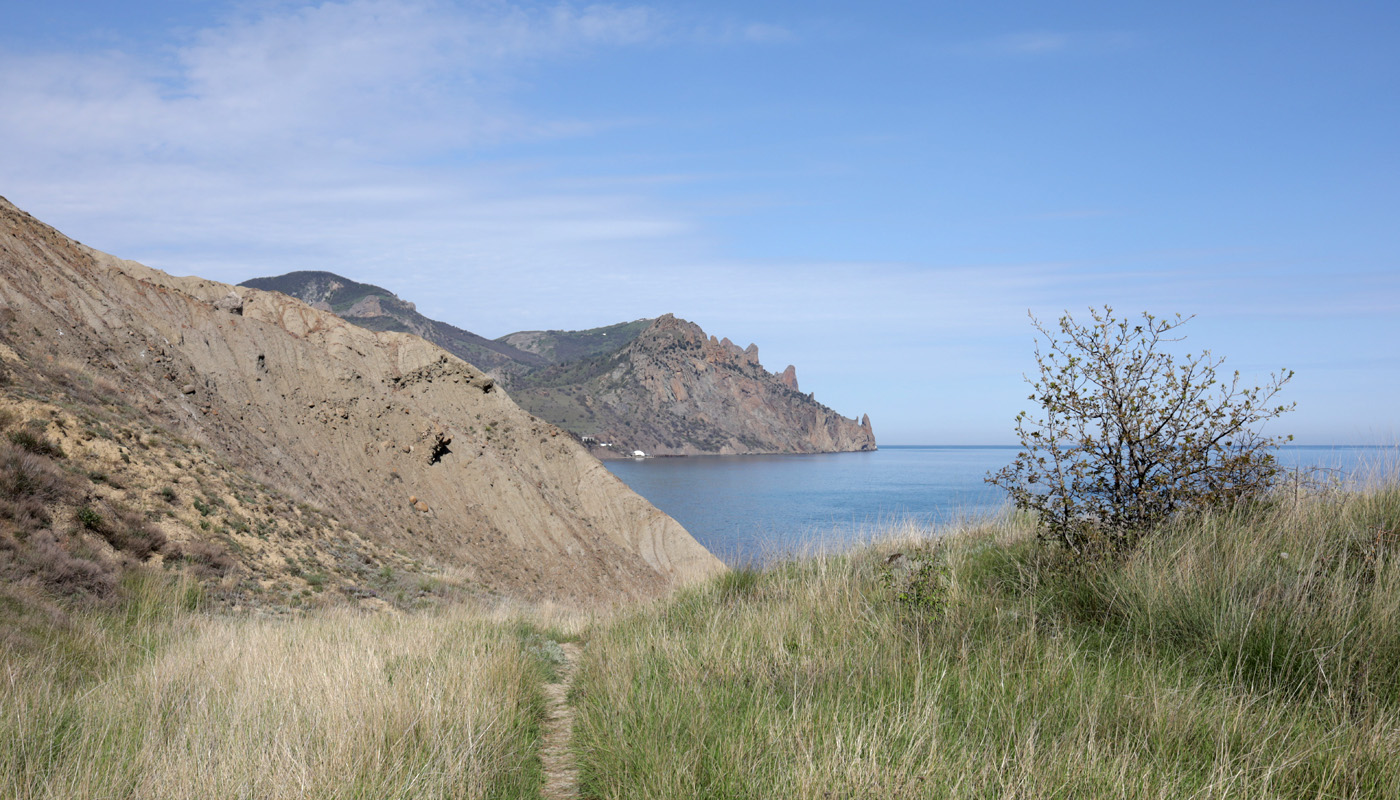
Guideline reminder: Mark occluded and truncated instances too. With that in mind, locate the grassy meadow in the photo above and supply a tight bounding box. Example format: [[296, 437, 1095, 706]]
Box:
[[4, 481, 1400, 798]]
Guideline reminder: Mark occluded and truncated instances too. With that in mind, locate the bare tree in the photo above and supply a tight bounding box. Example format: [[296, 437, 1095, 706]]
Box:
[[988, 307, 1294, 554]]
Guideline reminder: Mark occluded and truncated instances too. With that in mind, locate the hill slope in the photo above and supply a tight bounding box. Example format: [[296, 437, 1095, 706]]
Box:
[[0, 197, 721, 607], [498, 319, 652, 365]]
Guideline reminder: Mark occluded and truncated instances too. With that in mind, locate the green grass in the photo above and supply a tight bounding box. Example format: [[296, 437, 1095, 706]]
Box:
[[572, 486, 1400, 799]]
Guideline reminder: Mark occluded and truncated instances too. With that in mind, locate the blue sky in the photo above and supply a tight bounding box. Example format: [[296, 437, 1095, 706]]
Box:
[[1, 1, 1396, 444]]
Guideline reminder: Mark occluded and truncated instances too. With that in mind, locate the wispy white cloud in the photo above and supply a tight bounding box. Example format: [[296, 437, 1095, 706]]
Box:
[[993, 31, 1073, 55], [735, 22, 796, 44], [685, 18, 796, 45], [0, 1, 713, 301], [0, 1, 813, 293], [0, 0, 670, 165]]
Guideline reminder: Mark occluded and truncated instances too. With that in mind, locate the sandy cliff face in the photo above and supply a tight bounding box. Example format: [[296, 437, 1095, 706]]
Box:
[[0, 197, 721, 605], [511, 314, 877, 456]]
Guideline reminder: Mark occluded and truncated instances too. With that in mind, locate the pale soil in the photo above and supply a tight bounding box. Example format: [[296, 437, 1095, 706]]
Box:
[[541, 642, 583, 800]]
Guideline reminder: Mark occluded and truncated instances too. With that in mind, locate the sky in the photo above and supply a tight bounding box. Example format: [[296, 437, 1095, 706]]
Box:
[[0, 0, 1396, 445]]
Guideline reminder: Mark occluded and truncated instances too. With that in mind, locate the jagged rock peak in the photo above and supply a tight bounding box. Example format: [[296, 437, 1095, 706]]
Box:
[[650, 312, 703, 338], [780, 365, 799, 391], [346, 295, 386, 317]]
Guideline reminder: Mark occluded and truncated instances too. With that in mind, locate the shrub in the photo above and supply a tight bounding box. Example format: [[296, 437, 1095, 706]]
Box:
[[107, 506, 167, 561], [0, 442, 71, 519], [75, 506, 103, 531], [9, 429, 64, 459], [12, 530, 116, 596], [174, 539, 233, 579], [74, 503, 167, 561], [988, 307, 1293, 554]]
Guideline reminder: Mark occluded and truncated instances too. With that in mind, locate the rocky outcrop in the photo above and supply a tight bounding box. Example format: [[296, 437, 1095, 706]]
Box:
[[779, 365, 799, 392], [0, 197, 722, 605], [507, 314, 877, 456]]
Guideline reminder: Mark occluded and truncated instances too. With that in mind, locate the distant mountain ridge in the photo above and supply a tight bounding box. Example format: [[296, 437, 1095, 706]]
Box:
[[241, 271, 876, 456], [239, 271, 545, 373]]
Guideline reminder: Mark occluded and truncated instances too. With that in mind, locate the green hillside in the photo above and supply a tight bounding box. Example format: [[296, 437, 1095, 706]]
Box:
[[496, 319, 651, 365], [240, 270, 387, 313]]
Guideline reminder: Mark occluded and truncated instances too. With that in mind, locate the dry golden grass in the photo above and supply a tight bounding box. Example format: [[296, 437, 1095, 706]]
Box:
[[1, 576, 548, 800]]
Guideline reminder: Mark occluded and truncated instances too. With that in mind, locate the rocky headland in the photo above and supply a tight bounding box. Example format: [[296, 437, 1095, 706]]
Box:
[[506, 314, 877, 456]]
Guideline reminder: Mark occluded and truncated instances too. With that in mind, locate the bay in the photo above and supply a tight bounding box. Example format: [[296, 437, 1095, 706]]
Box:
[[604, 445, 1392, 565]]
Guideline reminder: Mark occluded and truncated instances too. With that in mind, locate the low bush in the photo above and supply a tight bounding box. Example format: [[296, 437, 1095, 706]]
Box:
[[10, 529, 116, 597], [877, 542, 947, 614], [8, 428, 64, 459], [174, 539, 233, 579], [0, 442, 71, 530], [73, 502, 167, 562]]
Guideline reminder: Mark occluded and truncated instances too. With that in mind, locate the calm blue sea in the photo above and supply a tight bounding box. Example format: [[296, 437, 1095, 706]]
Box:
[[604, 445, 1392, 564]]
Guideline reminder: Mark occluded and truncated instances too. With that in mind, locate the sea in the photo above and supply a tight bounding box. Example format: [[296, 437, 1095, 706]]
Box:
[[603, 445, 1393, 565]]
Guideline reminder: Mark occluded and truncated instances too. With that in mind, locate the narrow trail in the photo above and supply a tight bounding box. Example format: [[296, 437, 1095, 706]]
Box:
[[540, 642, 583, 800]]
